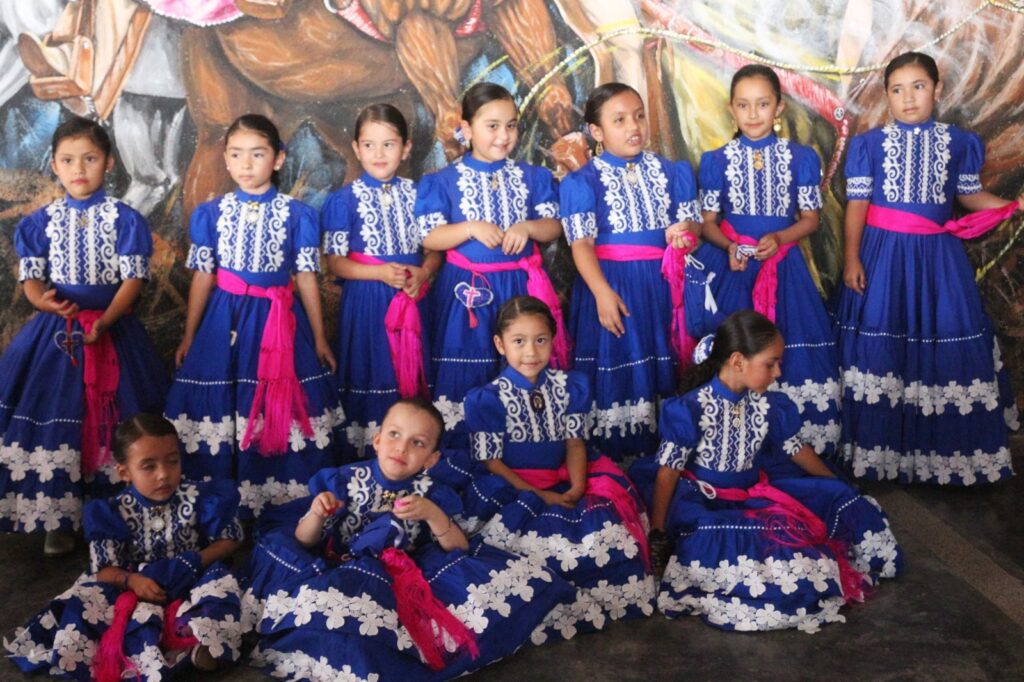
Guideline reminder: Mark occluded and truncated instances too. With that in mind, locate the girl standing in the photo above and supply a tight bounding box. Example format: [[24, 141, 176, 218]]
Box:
[[0, 116, 168, 555], [837, 52, 1021, 485], [690, 64, 841, 461], [561, 82, 700, 460], [322, 104, 441, 459], [415, 82, 567, 446], [165, 114, 342, 518]]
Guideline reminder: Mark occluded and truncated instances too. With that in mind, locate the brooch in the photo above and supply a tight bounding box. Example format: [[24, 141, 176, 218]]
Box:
[[624, 162, 639, 184], [380, 183, 393, 207], [752, 150, 765, 171], [529, 389, 546, 413]]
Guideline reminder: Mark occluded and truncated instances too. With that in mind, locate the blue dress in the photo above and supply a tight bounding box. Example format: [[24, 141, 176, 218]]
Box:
[[690, 134, 841, 459], [5, 480, 246, 679], [165, 187, 343, 518], [415, 156, 559, 446], [244, 461, 574, 681], [561, 151, 700, 460], [0, 191, 168, 534], [322, 173, 429, 460], [463, 366, 656, 641], [629, 378, 903, 633], [836, 120, 1018, 484]]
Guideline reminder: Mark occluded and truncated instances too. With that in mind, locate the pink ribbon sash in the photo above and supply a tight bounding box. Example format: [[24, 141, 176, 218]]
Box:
[[866, 202, 1018, 240], [217, 270, 313, 456], [682, 470, 867, 602], [718, 220, 794, 323], [77, 310, 120, 476], [594, 241, 699, 368], [346, 252, 430, 399], [445, 246, 571, 369], [513, 455, 651, 572], [93, 593, 196, 682]]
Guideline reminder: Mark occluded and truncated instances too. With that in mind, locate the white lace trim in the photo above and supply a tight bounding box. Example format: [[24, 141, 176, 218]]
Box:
[[775, 378, 841, 414], [849, 526, 901, 580], [480, 516, 643, 574], [529, 575, 656, 644], [842, 443, 1013, 485], [253, 647, 381, 682], [842, 366, 1002, 415], [846, 176, 873, 199], [591, 399, 657, 439], [238, 477, 311, 516], [170, 406, 345, 456], [563, 212, 597, 243]]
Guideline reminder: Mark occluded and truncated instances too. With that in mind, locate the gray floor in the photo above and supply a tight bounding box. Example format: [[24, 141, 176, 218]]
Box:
[[3, 439, 1023, 682]]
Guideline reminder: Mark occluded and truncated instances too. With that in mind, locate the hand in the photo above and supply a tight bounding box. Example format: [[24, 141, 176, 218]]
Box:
[[468, 221, 504, 249], [665, 222, 698, 250], [174, 335, 193, 368], [126, 573, 166, 603], [392, 495, 438, 522], [315, 336, 337, 372], [844, 257, 867, 295], [561, 485, 585, 506], [39, 288, 78, 318], [310, 491, 344, 518], [403, 265, 430, 298], [727, 243, 748, 272], [379, 263, 409, 289], [537, 489, 575, 509], [82, 319, 108, 345], [595, 287, 629, 338], [501, 223, 531, 255], [1017, 193, 1024, 211], [755, 233, 780, 260]]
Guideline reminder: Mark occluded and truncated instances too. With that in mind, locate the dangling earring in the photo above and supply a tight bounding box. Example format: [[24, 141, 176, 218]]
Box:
[[594, 140, 604, 156], [773, 117, 782, 133]]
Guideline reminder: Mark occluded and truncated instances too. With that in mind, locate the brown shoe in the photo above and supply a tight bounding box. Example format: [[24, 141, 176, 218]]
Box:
[[190, 644, 217, 671], [17, 33, 70, 78], [43, 529, 75, 556]]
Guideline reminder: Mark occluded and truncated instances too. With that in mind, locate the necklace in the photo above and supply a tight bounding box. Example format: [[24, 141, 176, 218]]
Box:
[[624, 162, 639, 184], [373, 488, 400, 512], [752, 150, 765, 171], [489, 173, 500, 191], [529, 389, 546, 413]]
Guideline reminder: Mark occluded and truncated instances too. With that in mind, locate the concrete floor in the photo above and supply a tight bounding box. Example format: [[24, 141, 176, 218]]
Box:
[[3, 438, 1023, 682]]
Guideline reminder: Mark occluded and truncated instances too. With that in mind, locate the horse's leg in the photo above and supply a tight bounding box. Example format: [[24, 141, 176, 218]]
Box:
[[114, 94, 187, 215]]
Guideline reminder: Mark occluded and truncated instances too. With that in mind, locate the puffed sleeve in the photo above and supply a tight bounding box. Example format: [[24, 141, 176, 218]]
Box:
[[698, 150, 724, 213], [308, 465, 352, 504], [956, 131, 985, 196], [563, 370, 594, 440], [765, 391, 805, 457], [414, 170, 451, 238], [291, 199, 321, 274], [464, 383, 506, 461], [84, 498, 132, 573], [671, 160, 701, 223], [559, 169, 598, 243], [526, 163, 560, 220], [196, 479, 245, 543], [185, 201, 218, 273], [425, 480, 464, 519], [655, 396, 701, 470], [794, 144, 824, 211], [844, 134, 874, 200], [114, 203, 153, 280], [320, 187, 353, 256], [14, 209, 50, 282]]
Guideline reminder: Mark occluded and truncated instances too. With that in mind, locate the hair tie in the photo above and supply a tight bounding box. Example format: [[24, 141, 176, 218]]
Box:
[[693, 333, 716, 365], [453, 126, 468, 148]]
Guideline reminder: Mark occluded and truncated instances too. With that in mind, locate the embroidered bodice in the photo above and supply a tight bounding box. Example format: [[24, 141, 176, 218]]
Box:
[[321, 173, 420, 259]]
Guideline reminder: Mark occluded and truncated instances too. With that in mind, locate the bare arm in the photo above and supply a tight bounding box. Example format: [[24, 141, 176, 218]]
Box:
[[83, 279, 144, 344], [650, 465, 681, 531], [295, 271, 336, 371], [791, 444, 836, 478], [23, 279, 78, 318], [422, 221, 504, 251], [570, 238, 629, 337], [175, 271, 217, 367], [957, 190, 1024, 213], [393, 495, 468, 552], [842, 199, 870, 295], [198, 538, 242, 567], [562, 438, 588, 503]]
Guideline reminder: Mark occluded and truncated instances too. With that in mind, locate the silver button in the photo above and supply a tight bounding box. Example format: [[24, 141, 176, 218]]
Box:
[[151, 516, 166, 531]]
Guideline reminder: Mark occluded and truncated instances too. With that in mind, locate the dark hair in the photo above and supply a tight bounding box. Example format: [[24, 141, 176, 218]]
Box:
[[583, 82, 643, 127], [679, 310, 781, 394], [495, 295, 557, 337], [224, 114, 284, 186], [354, 103, 410, 143], [384, 398, 445, 450], [730, 64, 782, 102], [883, 51, 940, 88], [113, 413, 179, 465], [461, 82, 516, 122], [51, 116, 112, 158]]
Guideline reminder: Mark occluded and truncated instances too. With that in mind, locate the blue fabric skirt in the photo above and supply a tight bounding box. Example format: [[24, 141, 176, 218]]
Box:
[[164, 288, 343, 518], [569, 258, 676, 460], [0, 311, 167, 533], [835, 225, 1018, 484]]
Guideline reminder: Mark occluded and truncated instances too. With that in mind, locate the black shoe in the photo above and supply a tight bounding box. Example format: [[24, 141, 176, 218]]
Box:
[[649, 529, 672, 578]]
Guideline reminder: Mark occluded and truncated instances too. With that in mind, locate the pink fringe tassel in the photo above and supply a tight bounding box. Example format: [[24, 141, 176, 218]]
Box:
[[384, 283, 431, 399], [92, 591, 140, 682], [660, 239, 699, 372], [160, 599, 199, 651], [78, 310, 120, 476]]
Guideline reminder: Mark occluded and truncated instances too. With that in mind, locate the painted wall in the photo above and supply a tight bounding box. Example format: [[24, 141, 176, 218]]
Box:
[[1, 0, 1022, 404]]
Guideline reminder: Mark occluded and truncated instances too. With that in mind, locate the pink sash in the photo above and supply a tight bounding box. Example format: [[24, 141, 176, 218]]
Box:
[[93, 593, 196, 682], [681, 470, 867, 602], [346, 252, 431, 399], [866, 202, 1018, 239], [445, 246, 571, 369], [513, 455, 651, 572], [594, 241, 699, 368], [718, 221, 794, 323], [77, 310, 120, 476], [217, 270, 313, 456]]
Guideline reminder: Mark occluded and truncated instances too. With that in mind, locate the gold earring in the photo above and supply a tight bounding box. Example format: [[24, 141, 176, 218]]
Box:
[[595, 141, 604, 156], [773, 117, 782, 133]]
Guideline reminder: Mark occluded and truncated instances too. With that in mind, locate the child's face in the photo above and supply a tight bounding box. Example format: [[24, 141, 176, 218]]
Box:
[[373, 403, 441, 481], [886, 63, 941, 126], [51, 135, 113, 201], [494, 314, 553, 383], [462, 98, 519, 164], [734, 335, 784, 394], [116, 434, 182, 502], [353, 121, 411, 182], [729, 76, 784, 142], [224, 129, 285, 195], [589, 90, 647, 158]]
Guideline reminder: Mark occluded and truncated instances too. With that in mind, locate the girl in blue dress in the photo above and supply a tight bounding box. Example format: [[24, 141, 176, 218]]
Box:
[[464, 296, 655, 641], [244, 398, 573, 681], [5, 414, 246, 680], [837, 52, 1022, 485], [0, 117, 168, 555], [632, 311, 902, 633], [323, 104, 441, 459], [561, 82, 701, 461], [415, 82, 566, 446], [689, 65, 840, 461], [165, 114, 342, 518]]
